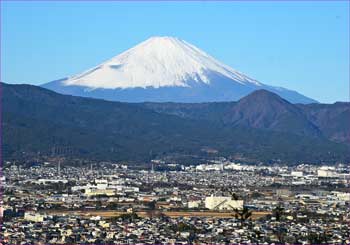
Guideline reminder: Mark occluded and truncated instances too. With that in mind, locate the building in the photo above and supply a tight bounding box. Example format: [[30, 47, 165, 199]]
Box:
[[317, 166, 336, 177], [205, 195, 243, 210], [333, 192, 350, 201], [291, 171, 303, 177], [188, 200, 201, 209], [275, 188, 292, 197], [85, 189, 115, 196], [36, 179, 68, 184], [24, 212, 45, 222]]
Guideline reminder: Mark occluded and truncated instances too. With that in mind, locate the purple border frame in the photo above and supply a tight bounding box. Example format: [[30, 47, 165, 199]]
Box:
[[0, 0, 349, 245]]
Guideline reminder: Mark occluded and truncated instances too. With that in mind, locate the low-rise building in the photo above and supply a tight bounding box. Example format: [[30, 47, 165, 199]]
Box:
[[24, 212, 45, 222], [205, 195, 243, 210]]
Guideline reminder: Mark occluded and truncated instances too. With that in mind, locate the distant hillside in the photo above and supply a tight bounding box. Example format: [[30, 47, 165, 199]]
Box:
[[2, 83, 349, 164], [296, 102, 350, 144], [142, 92, 350, 144]]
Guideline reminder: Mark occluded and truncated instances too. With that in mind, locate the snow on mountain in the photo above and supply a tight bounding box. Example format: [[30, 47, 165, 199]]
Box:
[[42, 36, 317, 103], [64, 36, 261, 89]]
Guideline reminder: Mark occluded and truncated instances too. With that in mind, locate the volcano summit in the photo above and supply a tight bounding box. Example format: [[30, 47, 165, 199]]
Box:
[[43, 36, 316, 103]]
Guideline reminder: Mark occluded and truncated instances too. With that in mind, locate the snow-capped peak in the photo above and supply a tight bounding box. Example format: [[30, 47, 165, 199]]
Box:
[[64, 36, 261, 89]]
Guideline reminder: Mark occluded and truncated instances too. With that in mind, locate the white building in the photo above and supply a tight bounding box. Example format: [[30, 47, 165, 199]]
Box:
[[292, 181, 306, 185], [0, 176, 5, 186], [205, 195, 243, 210], [317, 169, 336, 178], [72, 180, 139, 196], [85, 188, 114, 196], [24, 212, 45, 222], [94, 179, 108, 189], [224, 163, 243, 171], [196, 164, 223, 171], [36, 179, 68, 184], [291, 171, 303, 177], [317, 166, 337, 178], [333, 192, 350, 201], [188, 200, 201, 209]]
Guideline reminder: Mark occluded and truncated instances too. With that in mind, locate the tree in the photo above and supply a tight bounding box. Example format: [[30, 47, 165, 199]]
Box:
[[147, 200, 157, 210], [275, 226, 287, 244], [234, 206, 252, 225], [273, 205, 284, 222], [221, 187, 240, 200], [119, 212, 139, 222]]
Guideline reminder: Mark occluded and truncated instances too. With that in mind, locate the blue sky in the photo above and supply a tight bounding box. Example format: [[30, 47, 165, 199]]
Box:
[[1, 1, 349, 103]]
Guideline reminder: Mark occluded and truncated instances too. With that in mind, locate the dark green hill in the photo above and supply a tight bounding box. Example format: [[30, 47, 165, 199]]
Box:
[[142, 91, 350, 144], [2, 83, 348, 164], [297, 102, 350, 144]]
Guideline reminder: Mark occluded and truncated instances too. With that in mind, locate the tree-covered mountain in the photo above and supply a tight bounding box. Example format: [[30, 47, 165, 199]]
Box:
[[2, 83, 348, 165], [142, 91, 349, 144], [296, 102, 350, 144]]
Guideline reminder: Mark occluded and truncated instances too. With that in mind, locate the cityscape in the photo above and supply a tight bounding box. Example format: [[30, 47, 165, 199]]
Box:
[[1, 1, 349, 244], [1, 159, 349, 244]]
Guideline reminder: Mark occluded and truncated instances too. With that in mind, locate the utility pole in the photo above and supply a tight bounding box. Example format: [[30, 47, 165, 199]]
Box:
[[58, 159, 61, 177]]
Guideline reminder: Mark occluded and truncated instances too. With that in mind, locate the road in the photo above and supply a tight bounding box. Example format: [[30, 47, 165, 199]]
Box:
[[45, 209, 271, 220]]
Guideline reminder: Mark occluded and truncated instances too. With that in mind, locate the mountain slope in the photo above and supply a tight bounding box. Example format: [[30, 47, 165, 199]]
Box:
[[222, 90, 321, 137], [2, 83, 224, 161], [42, 36, 316, 104], [62, 36, 261, 89], [142, 91, 349, 143], [297, 102, 350, 144], [2, 83, 347, 164]]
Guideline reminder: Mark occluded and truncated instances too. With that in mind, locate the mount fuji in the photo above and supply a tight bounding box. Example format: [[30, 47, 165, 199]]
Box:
[[42, 36, 316, 103]]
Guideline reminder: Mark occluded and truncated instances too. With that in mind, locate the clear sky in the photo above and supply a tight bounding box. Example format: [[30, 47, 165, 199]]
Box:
[[1, 1, 349, 103]]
